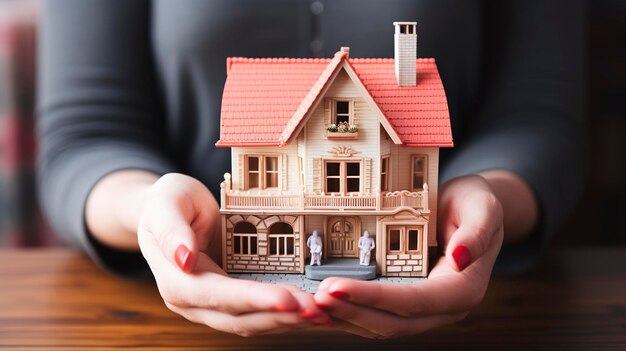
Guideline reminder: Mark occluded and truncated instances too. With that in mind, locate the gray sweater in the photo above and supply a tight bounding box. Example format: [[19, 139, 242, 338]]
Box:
[[37, 0, 584, 277]]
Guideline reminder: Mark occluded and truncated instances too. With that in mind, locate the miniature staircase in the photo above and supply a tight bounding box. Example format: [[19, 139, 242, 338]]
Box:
[[305, 258, 376, 281]]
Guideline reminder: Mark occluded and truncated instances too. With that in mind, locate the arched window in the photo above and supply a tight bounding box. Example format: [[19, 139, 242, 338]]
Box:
[[269, 222, 294, 256], [233, 222, 257, 255]]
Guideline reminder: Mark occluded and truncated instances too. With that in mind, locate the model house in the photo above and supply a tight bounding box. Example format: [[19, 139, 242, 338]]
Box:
[[216, 22, 452, 279]]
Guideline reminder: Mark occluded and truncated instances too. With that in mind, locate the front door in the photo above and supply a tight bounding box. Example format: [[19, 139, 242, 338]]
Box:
[[327, 217, 359, 257]]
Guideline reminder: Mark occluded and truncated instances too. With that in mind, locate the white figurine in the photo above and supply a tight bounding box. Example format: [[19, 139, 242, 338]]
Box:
[[307, 230, 323, 266], [358, 230, 375, 266]]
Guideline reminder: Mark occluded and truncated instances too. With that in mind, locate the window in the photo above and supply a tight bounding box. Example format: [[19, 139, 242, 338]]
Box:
[[247, 156, 260, 189], [388, 228, 401, 252], [324, 160, 361, 194], [245, 155, 279, 190], [334, 100, 351, 125], [386, 226, 422, 254], [269, 222, 294, 256], [381, 156, 390, 192], [233, 222, 257, 255], [407, 228, 420, 252], [411, 155, 427, 190], [265, 156, 278, 188]]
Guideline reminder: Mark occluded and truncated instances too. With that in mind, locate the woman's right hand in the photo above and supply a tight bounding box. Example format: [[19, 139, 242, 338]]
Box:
[[136, 173, 329, 336]]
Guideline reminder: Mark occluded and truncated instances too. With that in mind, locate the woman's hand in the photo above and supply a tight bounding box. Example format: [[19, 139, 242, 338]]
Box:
[[313, 175, 504, 339], [135, 173, 329, 336]]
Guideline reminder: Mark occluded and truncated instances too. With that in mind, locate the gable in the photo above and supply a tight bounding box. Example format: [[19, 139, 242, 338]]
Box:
[[289, 63, 402, 144]]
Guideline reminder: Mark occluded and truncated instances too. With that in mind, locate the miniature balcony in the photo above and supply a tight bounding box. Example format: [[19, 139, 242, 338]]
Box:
[[219, 174, 429, 213]]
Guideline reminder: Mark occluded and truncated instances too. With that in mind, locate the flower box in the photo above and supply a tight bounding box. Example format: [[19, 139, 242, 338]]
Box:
[[325, 131, 359, 140]]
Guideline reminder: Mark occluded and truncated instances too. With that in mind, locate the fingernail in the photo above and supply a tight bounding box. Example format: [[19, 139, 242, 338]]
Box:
[[452, 245, 472, 271], [300, 309, 320, 319], [329, 290, 350, 301], [272, 305, 295, 313], [315, 302, 332, 311], [174, 244, 192, 272]]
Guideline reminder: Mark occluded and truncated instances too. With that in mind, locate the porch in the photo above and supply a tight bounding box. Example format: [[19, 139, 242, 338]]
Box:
[[304, 258, 377, 281]]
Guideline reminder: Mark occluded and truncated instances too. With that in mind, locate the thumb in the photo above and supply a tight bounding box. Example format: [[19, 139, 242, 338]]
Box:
[[445, 192, 503, 272], [146, 204, 199, 274]]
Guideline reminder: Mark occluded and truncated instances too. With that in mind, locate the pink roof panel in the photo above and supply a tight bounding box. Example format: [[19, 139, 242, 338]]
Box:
[[216, 53, 452, 148]]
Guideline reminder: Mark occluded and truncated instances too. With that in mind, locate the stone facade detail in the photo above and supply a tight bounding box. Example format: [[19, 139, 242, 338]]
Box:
[[224, 214, 303, 274], [385, 253, 423, 277]]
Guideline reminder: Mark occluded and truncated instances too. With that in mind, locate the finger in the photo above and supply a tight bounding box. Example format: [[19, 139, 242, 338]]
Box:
[[314, 290, 465, 339], [318, 252, 496, 317], [290, 291, 331, 325], [141, 198, 199, 273], [318, 277, 423, 317], [328, 320, 381, 339], [167, 304, 308, 337], [139, 229, 302, 315], [446, 191, 503, 271]]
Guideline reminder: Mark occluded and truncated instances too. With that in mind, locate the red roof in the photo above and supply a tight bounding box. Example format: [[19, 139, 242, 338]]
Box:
[[216, 51, 452, 148]]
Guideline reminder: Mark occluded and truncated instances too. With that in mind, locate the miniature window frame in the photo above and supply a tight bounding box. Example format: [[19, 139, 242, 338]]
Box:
[[387, 226, 403, 253], [410, 155, 428, 191], [232, 222, 258, 256], [268, 222, 295, 257], [406, 226, 422, 254], [323, 159, 362, 195], [244, 155, 281, 190], [380, 155, 390, 192], [333, 99, 353, 126]]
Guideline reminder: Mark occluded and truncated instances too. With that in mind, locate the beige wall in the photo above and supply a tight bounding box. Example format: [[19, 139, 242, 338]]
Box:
[[386, 141, 440, 247]]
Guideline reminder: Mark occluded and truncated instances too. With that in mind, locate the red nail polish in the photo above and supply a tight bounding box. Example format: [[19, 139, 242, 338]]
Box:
[[315, 302, 332, 311], [174, 244, 192, 272], [329, 290, 350, 301], [452, 245, 472, 271], [300, 309, 319, 319]]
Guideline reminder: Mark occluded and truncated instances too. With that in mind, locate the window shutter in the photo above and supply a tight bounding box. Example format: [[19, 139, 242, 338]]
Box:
[[281, 154, 288, 191], [324, 99, 332, 126], [364, 158, 372, 194], [350, 100, 356, 125], [238, 154, 245, 190], [313, 157, 322, 193]]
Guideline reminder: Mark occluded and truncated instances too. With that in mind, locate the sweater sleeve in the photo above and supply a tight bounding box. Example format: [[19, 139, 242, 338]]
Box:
[[440, 0, 585, 273], [36, 0, 176, 278]]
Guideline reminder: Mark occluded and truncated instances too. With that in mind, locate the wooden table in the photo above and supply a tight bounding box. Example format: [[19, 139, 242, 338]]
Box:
[[0, 248, 624, 350]]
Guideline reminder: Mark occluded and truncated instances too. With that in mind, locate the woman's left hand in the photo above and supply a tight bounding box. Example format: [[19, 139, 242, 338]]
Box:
[[313, 175, 504, 339]]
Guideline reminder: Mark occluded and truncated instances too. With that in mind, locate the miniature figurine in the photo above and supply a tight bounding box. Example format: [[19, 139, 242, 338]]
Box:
[[358, 230, 375, 266], [217, 21, 452, 279], [307, 230, 323, 266]]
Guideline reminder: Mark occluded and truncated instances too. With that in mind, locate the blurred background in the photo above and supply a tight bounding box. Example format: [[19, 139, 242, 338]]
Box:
[[0, 0, 624, 249]]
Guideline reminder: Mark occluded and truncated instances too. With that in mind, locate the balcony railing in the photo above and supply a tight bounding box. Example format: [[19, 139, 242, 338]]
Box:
[[219, 173, 429, 212]]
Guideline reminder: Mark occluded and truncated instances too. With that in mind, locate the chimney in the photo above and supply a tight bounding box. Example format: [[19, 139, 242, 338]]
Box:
[[393, 21, 417, 86]]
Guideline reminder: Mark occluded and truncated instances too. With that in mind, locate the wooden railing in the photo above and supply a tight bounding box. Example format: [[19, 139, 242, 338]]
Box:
[[219, 173, 429, 212]]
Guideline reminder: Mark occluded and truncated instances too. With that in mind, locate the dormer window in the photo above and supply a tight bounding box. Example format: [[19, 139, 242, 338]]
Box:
[[335, 100, 351, 125], [325, 98, 358, 139]]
